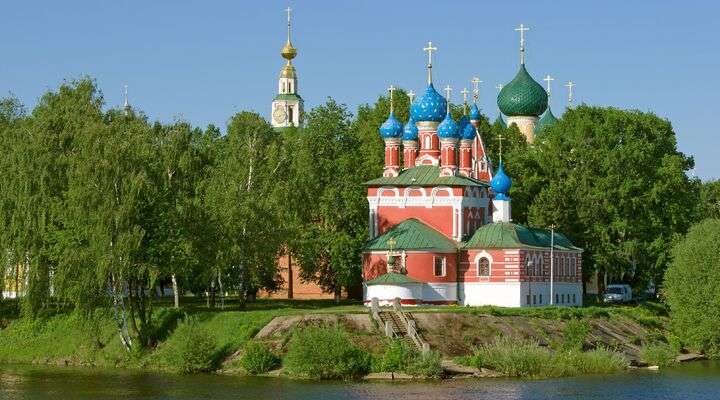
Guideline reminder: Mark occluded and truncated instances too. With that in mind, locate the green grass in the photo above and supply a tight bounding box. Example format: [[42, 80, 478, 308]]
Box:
[[640, 342, 678, 367], [283, 326, 371, 380], [461, 336, 628, 378]]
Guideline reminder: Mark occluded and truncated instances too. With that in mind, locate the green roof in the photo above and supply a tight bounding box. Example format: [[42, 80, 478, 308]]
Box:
[[535, 107, 559, 134], [463, 222, 582, 251], [273, 93, 303, 102], [364, 219, 457, 251], [365, 165, 488, 187], [366, 272, 421, 286], [497, 64, 548, 117]]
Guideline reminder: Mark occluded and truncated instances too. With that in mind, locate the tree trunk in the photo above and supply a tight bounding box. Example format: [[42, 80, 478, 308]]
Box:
[[334, 287, 341, 304], [171, 273, 179, 309], [209, 278, 216, 308], [287, 254, 294, 299]]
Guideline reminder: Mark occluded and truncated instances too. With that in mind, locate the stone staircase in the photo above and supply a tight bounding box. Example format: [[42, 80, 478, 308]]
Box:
[[370, 298, 429, 353]]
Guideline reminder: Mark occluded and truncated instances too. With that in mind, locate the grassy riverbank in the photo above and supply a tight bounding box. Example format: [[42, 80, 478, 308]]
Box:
[[0, 298, 684, 379]]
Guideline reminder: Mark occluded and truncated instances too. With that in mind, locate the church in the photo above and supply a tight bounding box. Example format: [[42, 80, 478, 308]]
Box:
[[362, 28, 583, 307]]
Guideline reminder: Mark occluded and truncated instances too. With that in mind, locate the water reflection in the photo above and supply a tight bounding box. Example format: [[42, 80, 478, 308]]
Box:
[[0, 362, 718, 400]]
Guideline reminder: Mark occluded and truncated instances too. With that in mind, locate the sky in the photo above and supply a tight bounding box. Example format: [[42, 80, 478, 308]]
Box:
[[1, 0, 718, 179]]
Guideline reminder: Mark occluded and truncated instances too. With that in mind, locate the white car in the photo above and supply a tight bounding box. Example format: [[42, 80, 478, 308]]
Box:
[[603, 284, 632, 303]]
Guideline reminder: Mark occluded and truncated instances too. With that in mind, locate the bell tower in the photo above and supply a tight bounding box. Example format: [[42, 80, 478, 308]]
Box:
[[271, 7, 304, 128]]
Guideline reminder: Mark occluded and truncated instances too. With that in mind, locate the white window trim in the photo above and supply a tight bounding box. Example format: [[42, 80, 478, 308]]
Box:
[[474, 251, 493, 278]]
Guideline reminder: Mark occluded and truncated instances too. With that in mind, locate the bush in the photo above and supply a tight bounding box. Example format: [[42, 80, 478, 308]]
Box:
[[163, 318, 217, 373], [284, 326, 370, 380], [559, 320, 591, 351], [404, 350, 443, 379], [240, 341, 280, 374], [640, 343, 678, 367], [664, 219, 720, 357], [376, 339, 415, 373], [472, 336, 551, 377]]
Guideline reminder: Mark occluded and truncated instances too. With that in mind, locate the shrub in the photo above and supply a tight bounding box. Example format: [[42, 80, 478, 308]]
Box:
[[404, 350, 443, 379], [163, 318, 217, 373], [240, 341, 280, 374], [640, 343, 678, 367], [472, 336, 552, 377], [284, 326, 370, 380], [664, 219, 720, 357], [559, 320, 591, 351], [376, 339, 415, 373]]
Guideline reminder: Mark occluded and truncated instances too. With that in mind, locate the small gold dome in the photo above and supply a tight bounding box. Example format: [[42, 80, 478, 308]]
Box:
[[280, 62, 296, 78], [281, 40, 297, 60]]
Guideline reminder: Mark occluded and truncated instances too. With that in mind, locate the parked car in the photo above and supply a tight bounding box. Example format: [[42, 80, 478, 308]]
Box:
[[603, 284, 632, 303]]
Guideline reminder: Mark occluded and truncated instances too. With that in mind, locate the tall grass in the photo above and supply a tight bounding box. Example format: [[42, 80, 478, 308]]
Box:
[[374, 339, 443, 378], [640, 343, 678, 367], [466, 336, 628, 378]]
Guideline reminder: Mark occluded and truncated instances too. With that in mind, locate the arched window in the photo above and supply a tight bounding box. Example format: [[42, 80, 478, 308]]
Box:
[[424, 136, 431, 149], [478, 257, 490, 277], [288, 106, 294, 123]]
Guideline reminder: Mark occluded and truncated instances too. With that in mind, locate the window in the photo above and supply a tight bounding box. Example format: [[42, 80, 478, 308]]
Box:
[[539, 294, 543, 304], [537, 257, 544, 276], [555, 293, 559, 304], [288, 106, 294, 123], [561, 294, 566, 304], [533, 295, 537, 305], [527, 294, 531, 305], [433, 256, 446, 277], [572, 294, 577, 304], [424, 136, 431, 149], [478, 257, 490, 277]]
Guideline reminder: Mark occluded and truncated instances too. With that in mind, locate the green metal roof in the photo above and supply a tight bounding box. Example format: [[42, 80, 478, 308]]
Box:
[[535, 107, 559, 134], [497, 64, 548, 117], [366, 272, 421, 286], [463, 222, 582, 251], [364, 165, 488, 187], [273, 93, 303, 102], [364, 218, 458, 251]]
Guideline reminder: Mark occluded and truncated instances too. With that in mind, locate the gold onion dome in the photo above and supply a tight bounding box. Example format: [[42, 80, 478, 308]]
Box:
[[280, 62, 296, 78], [281, 40, 297, 60]]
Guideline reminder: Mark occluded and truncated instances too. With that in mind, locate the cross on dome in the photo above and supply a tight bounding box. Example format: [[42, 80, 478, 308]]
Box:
[[461, 88, 469, 103], [543, 74, 554, 96], [471, 77, 482, 102], [515, 23, 529, 65], [285, 7, 292, 41], [495, 83, 503, 92], [423, 41, 437, 84], [498, 132, 504, 163], [387, 85, 396, 112], [565, 81, 575, 106], [123, 84, 130, 115], [407, 90, 415, 103], [443, 85, 452, 114]]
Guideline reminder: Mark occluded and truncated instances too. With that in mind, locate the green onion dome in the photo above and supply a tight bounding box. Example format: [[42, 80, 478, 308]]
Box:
[[535, 107, 558, 134], [497, 64, 548, 117]]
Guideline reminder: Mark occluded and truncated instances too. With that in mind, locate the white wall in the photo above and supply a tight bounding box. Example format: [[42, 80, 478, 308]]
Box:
[[366, 283, 423, 305], [460, 281, 583, 307], [422, 283, 457, 303]]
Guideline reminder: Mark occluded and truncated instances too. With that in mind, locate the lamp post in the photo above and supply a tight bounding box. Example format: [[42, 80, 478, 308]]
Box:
[[550, 224, 556, 305]]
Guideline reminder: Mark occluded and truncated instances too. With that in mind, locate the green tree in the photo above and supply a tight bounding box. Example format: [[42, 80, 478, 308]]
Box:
[[204, 112, 286, 305], [697, 180, 720, 220], [664, 218, 720, 357], [523, 106, 697, 288], [288, 99, 367, 301]]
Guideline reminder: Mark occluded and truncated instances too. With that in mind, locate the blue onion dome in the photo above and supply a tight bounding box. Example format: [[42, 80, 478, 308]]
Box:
[[469, 103, 481, 120], [535, 107, 558, 134], [379, 111, 403, 139], [437, 111, 460, 139], [462, 120, 476, 140], [410, 84, 447, 122], [457, 115, 470, 137], [402, 117, 419, 141], [490, 161, 512, 200], [497, 64, 548, 117]]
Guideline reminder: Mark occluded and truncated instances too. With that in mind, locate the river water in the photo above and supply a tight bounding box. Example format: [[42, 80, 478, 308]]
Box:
[[1, 361, 719, 399]]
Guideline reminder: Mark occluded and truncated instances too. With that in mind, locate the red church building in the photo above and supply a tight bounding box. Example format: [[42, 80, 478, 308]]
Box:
[[362, 41, 583, 307]]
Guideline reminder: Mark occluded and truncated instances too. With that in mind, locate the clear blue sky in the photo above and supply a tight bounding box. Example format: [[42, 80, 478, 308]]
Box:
[[1, 0, 718, 179]]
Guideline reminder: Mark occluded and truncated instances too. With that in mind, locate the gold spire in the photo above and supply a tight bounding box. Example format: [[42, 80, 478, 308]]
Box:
[[281, 7, 297, 61]]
